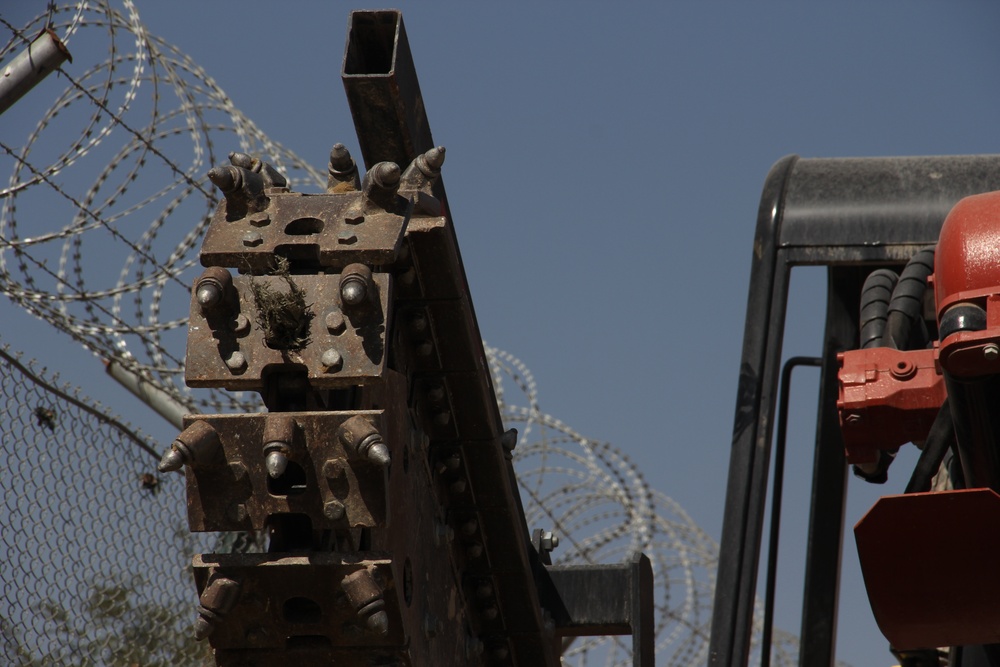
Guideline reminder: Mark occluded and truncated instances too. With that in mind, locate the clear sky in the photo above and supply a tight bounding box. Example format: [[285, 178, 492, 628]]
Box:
[[5, 2, 1000, 666]]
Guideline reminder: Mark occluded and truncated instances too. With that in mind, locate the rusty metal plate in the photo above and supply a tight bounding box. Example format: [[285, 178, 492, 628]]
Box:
[[184, 411, 391, 532], [185, 273, 391, 390], [200, 191, 411, 271], [193, 554, 404, 650], [855, 488, 1000, 648]]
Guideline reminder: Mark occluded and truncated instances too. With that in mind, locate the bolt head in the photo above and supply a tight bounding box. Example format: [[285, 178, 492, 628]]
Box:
[[193, 616, 214, 641], [340, 279, 367, 306], [247, 212, 270, 227], [325, 308, 346, 334], [242, 231, 263, 247], [196, 283, 222, 310], [228, 461, 248, 481], [985, 344, 999, 361], [158, 447, 185, 473], [265, 450, 289, 478], [224, 351, 247, 372], [324, 499, 346, 520], [322, 458, 347, 479], [230, 314, 250, 335], [321, 348, 343, 371]]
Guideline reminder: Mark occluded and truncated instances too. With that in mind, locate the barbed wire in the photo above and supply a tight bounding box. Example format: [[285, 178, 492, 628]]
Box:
[[1, 0, 321, 414], [0, 2, 816, 665]]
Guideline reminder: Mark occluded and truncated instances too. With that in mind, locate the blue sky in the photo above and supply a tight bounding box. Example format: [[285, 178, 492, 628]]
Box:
[[5, 2, 1000, 665]]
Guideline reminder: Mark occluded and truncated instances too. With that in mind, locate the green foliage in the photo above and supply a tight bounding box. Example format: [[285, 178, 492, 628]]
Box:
[[2, 578, 214, 667]]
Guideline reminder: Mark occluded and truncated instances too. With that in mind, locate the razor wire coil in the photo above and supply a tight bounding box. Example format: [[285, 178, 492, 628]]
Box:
[[0, 2, 811, 665]]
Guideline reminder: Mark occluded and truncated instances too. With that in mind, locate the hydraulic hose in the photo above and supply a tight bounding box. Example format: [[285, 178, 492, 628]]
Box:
[[885, 247, 935, 351], [904, 398, 956, 494], [859, 269, 899, 349]]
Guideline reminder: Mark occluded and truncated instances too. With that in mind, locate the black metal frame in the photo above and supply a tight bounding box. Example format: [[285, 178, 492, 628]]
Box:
[[708, 154, 1000, 667]]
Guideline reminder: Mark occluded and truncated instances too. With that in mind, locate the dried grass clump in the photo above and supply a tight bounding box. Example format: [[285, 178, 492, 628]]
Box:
[[249, 257, 313, 350]]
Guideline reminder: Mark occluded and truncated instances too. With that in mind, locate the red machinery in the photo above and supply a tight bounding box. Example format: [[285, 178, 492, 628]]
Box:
[[844, 190, 1000, 655], [708, 156, 1000, 667]]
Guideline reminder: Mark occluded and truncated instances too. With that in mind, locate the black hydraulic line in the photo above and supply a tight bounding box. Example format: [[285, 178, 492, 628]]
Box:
[[854, 270, 902, 479], [904, 398, 956, 494], [885, 247, 935, 350], [859, 269, 899, 349], [760, 355, 823, 667]]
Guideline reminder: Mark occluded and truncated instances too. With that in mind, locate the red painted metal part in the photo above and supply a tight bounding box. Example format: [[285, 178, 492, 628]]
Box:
[[836, 347, 945, 463], [855, 489, 1000, 649], [935, 190, 1000, 315]]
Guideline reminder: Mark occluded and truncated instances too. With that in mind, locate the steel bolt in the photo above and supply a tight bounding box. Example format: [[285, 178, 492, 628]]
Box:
[[321, 348, 343, 371], [158, 448, 185, 473], [540, 530, 559, 553], [467, 543, 483, 559], [340, 264, 372, 307], [324, 499, 346, 520], [427, 384, 445, 402], [985, 344, 999, 361], [481, 604, 497, 620], [247, 212, 270, 227], [337, 416, 391, 468], [370, 162, 401, 188], [501, 428, 518, 452], [158, 421, 221, 472], [416, 341, 434, 357], [325, 308, 346, 334], [461, 519, 478, 537], [450, 479, 467, 494], [230, 314, 250, 335], [229, 461, 248, 482], [491, 645, 510, 661], [242, 231, 263, 247], [224, 351, 247, 372], [195, 577, 241, 641], [207, 165, 238, 193], [329, 143, 354, 173], [424, 146, 446, 171], [323, 458, 347, 480], [264, 449, 289, 478], [194, 267, 232, 313], [196, 282, 222, 309]]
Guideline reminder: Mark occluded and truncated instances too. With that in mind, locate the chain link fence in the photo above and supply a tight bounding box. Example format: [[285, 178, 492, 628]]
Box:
[[0, 343, 220, 666]]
